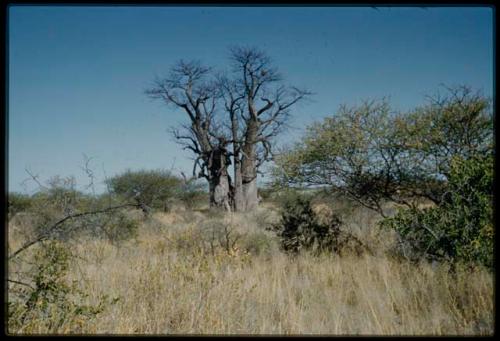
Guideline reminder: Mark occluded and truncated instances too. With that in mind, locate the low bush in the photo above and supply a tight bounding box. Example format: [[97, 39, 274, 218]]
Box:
[[239, 230, 278, 256], [8, 241, 115, 334], [8, 193, 33, 220], [273, 191, 364, 255], [98, 211, 140, 244]]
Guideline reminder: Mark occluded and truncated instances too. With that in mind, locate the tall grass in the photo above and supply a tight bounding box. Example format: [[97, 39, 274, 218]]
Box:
[[7, 203, 494, 335]]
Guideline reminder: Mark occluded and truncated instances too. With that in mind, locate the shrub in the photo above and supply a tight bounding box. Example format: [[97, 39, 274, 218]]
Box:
[[273, 191, 363, 255], [105, 169, 182, 212], [68, 209, 140, 244], [380, 154, 494, 268], [8, 241, 114, 334], [18, 176, 90, 240], [199, 219, 243, 256], [9, 175, 141, 244], [239, 230, 278, 256], [100, 211, 139, 244], [258, 186, 274, 202], [8, 192, 33, 220], [176, 178, 207, 210]]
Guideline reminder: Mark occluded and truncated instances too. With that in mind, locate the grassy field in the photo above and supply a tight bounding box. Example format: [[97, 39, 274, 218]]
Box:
[[7, 201, 494, 335]]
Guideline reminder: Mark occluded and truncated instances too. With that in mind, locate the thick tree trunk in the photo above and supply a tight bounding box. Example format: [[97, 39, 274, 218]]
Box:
[[241, 143, 259, 211], [207, 146, 232, 211], [208, 174, 231, 211], [242, 175, 258, 211], [233, 159, 245, 211], [230, 106, 245, 212], [239, 107, 260, 211]]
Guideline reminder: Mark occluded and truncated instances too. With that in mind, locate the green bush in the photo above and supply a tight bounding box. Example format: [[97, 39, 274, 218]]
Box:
[[17, 176, 91, 239], [273, 86, 493, 213], [8, 193, 33, 220], [9, 175, 141, 243], [380, 154, 494, 268], [106, 169, 182, 212], [100, 211, 139, 244], [8, 241, 114, 334], [273, 191, 362, 255]]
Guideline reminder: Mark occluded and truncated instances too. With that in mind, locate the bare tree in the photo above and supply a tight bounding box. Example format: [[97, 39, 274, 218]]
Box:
[[146, 60, 232, 210], [146, 49, 311, 212], [227, 46, 311, 210], [216, 73, 246, 211]]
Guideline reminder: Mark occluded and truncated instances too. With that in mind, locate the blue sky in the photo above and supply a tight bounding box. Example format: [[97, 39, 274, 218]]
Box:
[[8, 6, 493, 194]]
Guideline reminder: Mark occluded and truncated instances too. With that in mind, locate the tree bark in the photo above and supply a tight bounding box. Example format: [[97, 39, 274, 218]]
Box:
[[233, 156, 245, 211], [242, 173, 258, 210], [241, 115, 260, 211], [207, 146, 232, 211], [230, 107, 245, 211]]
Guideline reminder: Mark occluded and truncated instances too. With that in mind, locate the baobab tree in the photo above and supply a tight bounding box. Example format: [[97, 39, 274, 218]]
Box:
[[145, 60, 232, 210], [226, 46, 311, 210], [147, 47, 311, 211]]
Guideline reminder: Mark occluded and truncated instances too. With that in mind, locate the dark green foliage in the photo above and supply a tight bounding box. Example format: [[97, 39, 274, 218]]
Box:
[[380, 154, 494, 268], [106, 169, 182, 211], [273, 192, 362, 255]]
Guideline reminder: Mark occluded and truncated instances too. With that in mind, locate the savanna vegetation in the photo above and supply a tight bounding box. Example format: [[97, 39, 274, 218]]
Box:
[[6, 47, 494, 335]]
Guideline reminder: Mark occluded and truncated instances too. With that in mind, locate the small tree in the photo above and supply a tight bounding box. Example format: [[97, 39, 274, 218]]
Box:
[[105, 169, 182, 213]]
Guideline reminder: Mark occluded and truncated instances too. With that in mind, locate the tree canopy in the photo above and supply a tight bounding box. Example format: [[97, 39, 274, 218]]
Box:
[[273, 85, 493, 215]]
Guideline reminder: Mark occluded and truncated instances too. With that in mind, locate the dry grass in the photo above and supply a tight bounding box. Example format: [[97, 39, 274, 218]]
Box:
[[7, 202, 494, 335]]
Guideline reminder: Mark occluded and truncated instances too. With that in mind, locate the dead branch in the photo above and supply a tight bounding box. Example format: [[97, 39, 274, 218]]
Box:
[[8, 203, 140, 260]]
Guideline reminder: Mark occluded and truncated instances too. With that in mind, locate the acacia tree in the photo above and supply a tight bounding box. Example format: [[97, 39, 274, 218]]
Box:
[[273, 86, 493, 216], [148, 47, 310, 211], [105, 169, 182, 213]]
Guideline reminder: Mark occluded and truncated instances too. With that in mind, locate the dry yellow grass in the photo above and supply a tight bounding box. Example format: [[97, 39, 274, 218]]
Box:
[[7, 204, 494, 335]]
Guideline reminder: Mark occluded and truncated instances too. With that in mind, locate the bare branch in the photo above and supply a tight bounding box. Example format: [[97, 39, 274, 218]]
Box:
[[7, 279, 35, 290], [9, 203, 141, 260]]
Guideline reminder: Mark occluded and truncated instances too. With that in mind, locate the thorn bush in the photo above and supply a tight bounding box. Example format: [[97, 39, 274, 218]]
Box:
[[273, 192, 364, 255]]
